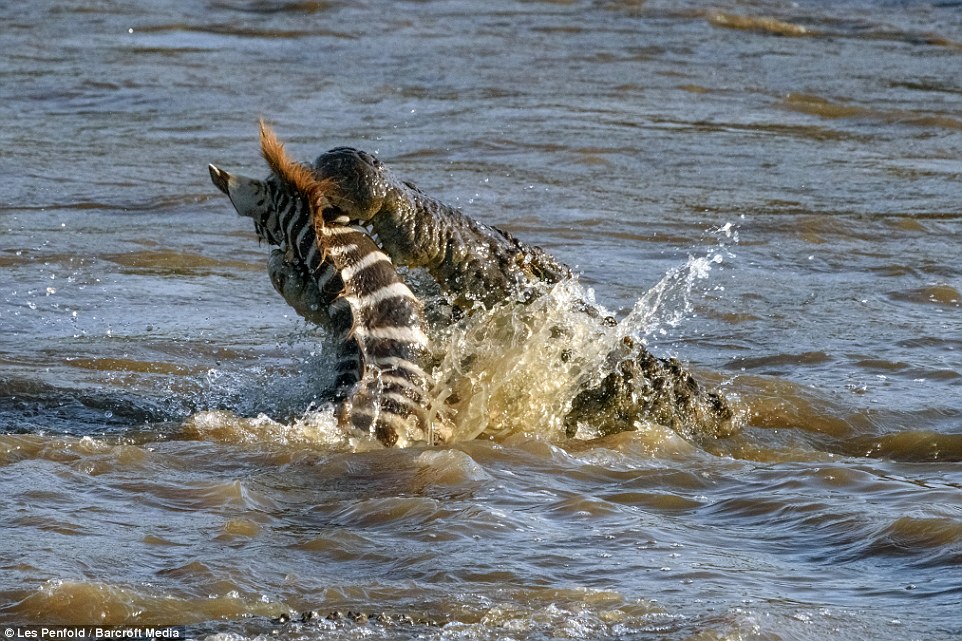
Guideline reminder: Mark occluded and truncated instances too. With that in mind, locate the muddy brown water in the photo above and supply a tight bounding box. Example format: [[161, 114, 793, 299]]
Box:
[[1, 1, 961, 639]]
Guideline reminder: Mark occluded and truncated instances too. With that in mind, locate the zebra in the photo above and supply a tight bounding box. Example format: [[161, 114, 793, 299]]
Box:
[[208, 121, 440, 447]]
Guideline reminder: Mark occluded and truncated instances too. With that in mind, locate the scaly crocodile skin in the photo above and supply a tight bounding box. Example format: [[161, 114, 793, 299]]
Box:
[[311, 148, 572, 310]]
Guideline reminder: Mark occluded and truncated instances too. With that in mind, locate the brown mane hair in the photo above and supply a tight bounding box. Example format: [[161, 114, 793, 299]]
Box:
[[258, 118, 333, 251]]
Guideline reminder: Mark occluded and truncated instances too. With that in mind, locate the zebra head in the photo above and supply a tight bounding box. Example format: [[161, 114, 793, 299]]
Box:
[[208, 164, 288, 246]]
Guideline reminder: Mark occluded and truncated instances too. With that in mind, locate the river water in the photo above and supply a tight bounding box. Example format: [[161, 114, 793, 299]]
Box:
[[1, 1, 961, 639]]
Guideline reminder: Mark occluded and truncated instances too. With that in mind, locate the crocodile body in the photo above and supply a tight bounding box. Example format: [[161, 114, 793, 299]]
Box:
[[311, 148, 572, 310], [306, 147, 736, 441]]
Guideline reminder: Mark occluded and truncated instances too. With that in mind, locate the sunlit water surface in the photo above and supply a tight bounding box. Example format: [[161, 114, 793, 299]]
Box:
[[1, 1, 961, 640]]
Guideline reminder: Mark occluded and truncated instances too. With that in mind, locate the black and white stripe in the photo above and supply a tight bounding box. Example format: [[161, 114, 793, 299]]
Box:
[[208, 165, 433, 446], [316, 222, 432, 446]]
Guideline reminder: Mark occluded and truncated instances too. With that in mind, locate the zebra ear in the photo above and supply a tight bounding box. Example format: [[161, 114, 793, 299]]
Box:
[[208, 164, 232, 195], [208, 164, 268, 219]]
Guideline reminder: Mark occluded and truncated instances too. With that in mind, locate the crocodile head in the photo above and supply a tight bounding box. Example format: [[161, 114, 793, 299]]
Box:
[[311, 147, 398, 223]]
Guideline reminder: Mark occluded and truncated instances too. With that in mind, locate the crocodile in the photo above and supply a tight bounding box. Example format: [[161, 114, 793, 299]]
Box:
[[299, 148, 736, 439], [309, 147, 573, 311]]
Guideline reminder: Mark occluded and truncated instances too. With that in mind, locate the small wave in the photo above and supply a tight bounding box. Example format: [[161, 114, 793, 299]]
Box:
[[564, 423, 699, 462], [728, 351, 833, 375], [0, 434, 154, 479], [180, 409, 367, 450], [781, 92, 962, 131], [0, 376, 179, 433], [213, 0, 335, 16], [707, 9, 962, 50], [888, 284, 961, 308], [5, 579, 282, 626], [708, 12, 812, 37], [100, 249, 258, 276], [412, 448, 494, 486], [843, 431, 962, 463], [148, 476, 280, 513], [835, 516, 962, 568], [329, 496, 449, 530], [134, 21, 352, 40]]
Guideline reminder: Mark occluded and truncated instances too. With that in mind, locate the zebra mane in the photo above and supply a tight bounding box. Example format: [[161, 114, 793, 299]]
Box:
[[258, 119, 333, 252]]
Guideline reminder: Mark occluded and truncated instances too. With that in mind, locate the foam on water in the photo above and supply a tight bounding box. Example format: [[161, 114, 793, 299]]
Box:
[[180, 409, 388, 452]]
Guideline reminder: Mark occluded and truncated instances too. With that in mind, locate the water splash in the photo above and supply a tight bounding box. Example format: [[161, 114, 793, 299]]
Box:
[[191, 329, 340, 420], [183, 233, 739, 449], [426, 279, 616, 442], [181, 408, 364, 449], [425, 240, 736, 444], [619, 249, 730, 341]]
